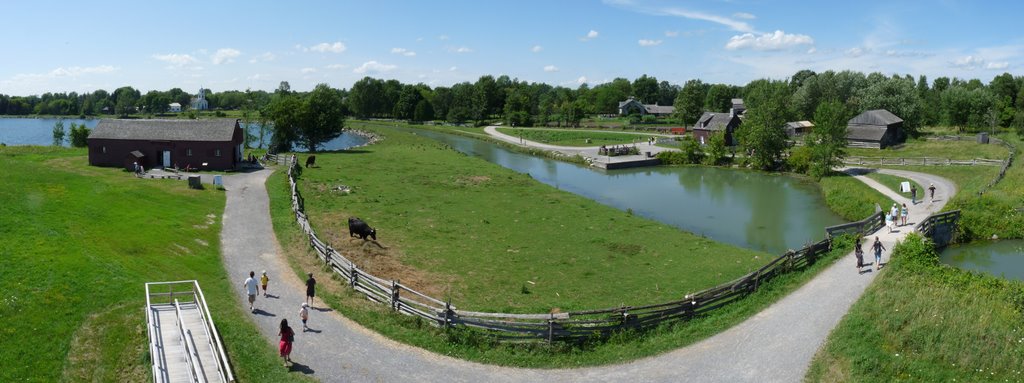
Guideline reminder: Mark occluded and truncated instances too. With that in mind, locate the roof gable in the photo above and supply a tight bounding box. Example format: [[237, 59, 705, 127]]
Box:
[[88, 119, 239, 142], [846, 125, 888, 141], [849, 109, 903, 126], [693, 112, 738, 131]]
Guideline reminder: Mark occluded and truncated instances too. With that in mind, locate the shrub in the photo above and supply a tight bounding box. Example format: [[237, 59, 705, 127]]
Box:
[[787, 145, 812, 174]]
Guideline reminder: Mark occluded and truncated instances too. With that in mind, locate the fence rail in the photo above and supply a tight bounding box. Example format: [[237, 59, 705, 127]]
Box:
[[824, 211, 885, 238], [842, 157, 1004, 167], [284, 158, 865, 342]]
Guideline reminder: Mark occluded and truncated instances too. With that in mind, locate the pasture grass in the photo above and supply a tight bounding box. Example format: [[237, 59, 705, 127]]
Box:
[[496, 127, 654, 147], [268, 155, 857, 366], [0, 146, 309, 382], [864, 172, 926, 203], [846, 137, 1008, 160], [806, 234, 1024, 382]]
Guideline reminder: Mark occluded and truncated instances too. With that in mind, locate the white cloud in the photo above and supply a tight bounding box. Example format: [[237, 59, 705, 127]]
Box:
[[581, 30, 599, 41], [300, 67, 316, 74], [664, 30, 679, 38], [807, 47, 817, 54], [152, 53, 198, 66], [543, 65, 559, 72], [449, 46, 473, 53], [352, 60, 396, 74], [733, 12, 756, 20], [391, 47, 416, 57], [846, 47, 866, 57], [531, 45, 543, 53], [212, 48, 241, 65], [950, 55, 984, 68], [438, 35, 450, 40], [449, 66, 458, 71], [623, 6, 755, 33], [638, 39, 663, 47], [724, 30, 813, 51], [249, 52, 276, 63], [247, 74, 265, 80], [325, 64, 347, 70], [577, 76, 588, 84], [303, 42, 347, 53], [48, 65, 118, 77], [987, 61, 1010, 70]]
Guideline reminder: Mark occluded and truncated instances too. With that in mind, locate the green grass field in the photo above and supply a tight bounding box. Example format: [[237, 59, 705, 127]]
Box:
[[864, 172, 926, 203], [806, 234, 1024, 382], [846, 137, 1008, 160], [818, 172, 896, 221], [496, 127, 655, 147], [0, 147, 309, 382]]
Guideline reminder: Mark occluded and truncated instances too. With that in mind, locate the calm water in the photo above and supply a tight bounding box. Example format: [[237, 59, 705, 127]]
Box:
[[940, 240, 1024, 281], [0, 118, 364, 152], [404, 127, 846, 254], [0, 117, 98, 146]]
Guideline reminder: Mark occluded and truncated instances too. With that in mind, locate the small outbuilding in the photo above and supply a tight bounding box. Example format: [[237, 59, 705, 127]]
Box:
[[784, 121, 815, 137], [846, 109, 905, 149], [88, 119, 244, 171], [617, 97, 675, 117], [731, 98, 746, 116], [692, 111, 742, 146], [168, 102, 182, 113]]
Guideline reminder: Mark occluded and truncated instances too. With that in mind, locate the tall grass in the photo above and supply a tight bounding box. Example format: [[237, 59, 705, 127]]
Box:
[[818, 172, 896, 221]]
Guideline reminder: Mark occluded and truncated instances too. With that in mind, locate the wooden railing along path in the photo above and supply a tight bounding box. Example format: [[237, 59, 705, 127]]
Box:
[[285, 158, 884, 343]]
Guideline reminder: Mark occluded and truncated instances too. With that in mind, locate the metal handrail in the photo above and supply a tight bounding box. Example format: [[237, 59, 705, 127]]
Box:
[[191, 281, 234, 382], [144, 283, 163, 382], [174, 300, 203, 383]]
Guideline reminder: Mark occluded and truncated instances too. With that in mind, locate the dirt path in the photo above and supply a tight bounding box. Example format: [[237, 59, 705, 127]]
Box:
[[220, 166, 954, 382]]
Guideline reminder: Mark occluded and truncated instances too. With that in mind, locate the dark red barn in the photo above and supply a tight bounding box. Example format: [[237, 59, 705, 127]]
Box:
[[87, 119, 244, 171]]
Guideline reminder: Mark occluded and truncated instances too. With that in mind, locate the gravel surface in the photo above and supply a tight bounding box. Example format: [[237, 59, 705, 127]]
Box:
[[219, 165, 955, 382]]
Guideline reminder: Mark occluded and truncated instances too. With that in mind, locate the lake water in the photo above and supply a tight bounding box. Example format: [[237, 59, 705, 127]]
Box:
[[0, 118, 364, 152], [940, 240, 1024, 281], [403, 127, 846, 254], [0, 117, 98, 146]]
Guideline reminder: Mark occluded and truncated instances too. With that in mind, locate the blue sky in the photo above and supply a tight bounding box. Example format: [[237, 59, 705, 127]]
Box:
[[2, 0, 1022, 96]]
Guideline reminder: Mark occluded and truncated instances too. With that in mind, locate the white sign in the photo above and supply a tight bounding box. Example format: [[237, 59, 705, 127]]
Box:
[[900, 181, 911, 193]]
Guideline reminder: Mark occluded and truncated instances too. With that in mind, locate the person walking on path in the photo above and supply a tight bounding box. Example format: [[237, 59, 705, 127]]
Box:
[[243, 271, 259, 313], [885, 212, 894, 233], [900, 203, 909, 226], [872, 237, 886, 271], [305, 272, 316, 306], [929, 183, 937, 203], [299, 302, 310, 331], [855, 237, 865, 273], [260, 270, 270, 297], [278, 319, 295, 367], [910, 184, 917, 205]]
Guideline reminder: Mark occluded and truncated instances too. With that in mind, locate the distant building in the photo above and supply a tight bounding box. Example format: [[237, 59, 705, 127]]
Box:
[[692, 111, 742, 146], [168, 102, 182, 113], [784, 121, 814, 137], [191, 87, 209, 111], [87, 119, 244, 171], [617, 97, 675, 117], [731, 98, 746, 116], [846, 109, 905, 149]]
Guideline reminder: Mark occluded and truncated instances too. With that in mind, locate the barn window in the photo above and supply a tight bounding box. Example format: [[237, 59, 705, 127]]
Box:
[[187, 149, 192, 157], [101, 146, 107, 154], [214, 149, 221, 157]]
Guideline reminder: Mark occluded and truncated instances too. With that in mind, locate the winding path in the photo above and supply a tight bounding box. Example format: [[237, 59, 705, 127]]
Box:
[[220, 164, 954, 382]]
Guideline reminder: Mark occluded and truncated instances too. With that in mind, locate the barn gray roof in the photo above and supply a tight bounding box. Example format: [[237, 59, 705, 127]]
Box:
[[846, 125, 887, 141], [849, 109, 903, 126], [89, 119, 239, 142], [694, 112, 737, 131], [785, 121, 815, 129]]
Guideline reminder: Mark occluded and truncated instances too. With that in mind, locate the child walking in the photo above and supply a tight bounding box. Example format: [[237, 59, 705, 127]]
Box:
[[299, 302, 310, 331], [279, 319, 295, 367], [260, 271, 270, 297]]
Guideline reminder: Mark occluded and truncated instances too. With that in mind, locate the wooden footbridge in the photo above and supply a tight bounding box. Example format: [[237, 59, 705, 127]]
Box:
[[145, 281, 234, 383]]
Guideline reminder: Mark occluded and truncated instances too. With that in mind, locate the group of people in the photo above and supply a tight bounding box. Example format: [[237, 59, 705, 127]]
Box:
[[908, 182, 938, 205], [854, 236, 887, 272], [598, 144, 637, 156], [242, 270, 318, 367], [885, 203, 910, 233]]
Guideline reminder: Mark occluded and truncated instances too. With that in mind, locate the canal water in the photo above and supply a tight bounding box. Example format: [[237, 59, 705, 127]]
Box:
[[940, 240, 1024, 281], [403, 127, 846, 254], [0, 118, 364, 152]]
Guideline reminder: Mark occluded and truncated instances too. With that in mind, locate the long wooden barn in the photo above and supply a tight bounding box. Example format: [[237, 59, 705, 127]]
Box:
[[87, 119, 244, 171]]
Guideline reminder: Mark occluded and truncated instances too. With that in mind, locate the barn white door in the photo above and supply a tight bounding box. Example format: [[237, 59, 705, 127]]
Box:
[[162, 151, 171, 168]]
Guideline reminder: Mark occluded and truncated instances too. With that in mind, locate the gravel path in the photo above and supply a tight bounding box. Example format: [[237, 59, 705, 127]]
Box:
[[219, 166, 955, 382]]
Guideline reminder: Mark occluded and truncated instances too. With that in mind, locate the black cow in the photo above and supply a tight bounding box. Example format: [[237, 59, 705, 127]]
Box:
[[348, 217, 377, 241], [305, 155, 316, 168]]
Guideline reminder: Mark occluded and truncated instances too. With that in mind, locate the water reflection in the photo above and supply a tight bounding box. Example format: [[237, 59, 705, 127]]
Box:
[[400, 127, 845, 254]]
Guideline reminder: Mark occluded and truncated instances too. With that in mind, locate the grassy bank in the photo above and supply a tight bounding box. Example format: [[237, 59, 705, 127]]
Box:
[[0, 147, 308, 382], [266, 122, 864, 366], [806, 234, 1024, 382], [864, 172, 925, 203], [495, 127, 654, 147], [819, 172, 896, 221], [846, 137, 1007, 160]]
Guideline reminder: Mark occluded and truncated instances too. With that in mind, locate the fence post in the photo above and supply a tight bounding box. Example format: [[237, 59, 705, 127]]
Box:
[[443, 300, 453, 329], [350, 265, 358, 288], [547, 314, 555, 343], [391, 281, 400, 311]]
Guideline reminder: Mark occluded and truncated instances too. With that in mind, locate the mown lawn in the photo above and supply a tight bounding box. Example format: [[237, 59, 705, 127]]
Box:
[[496, 127, 655, 147], [0, 147, 309, 382], [806, 234, 1024, 382], [846, 137, 1008, 160], [818, 172, 896, 221], [864, 172, 926, 203]]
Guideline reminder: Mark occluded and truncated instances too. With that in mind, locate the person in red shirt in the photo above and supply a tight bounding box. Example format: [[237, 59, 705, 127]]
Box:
[[278, 319, 295, 367]]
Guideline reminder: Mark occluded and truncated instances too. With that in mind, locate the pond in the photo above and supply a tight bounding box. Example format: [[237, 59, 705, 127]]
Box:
[[940, 240, 1024, 281], [400, 127, 847, 254], [0, 118, 365, 152]]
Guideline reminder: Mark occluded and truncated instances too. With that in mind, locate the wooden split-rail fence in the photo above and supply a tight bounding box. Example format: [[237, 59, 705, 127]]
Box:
[[841, 157, 1004, 167], [285, 159, 887, 343]]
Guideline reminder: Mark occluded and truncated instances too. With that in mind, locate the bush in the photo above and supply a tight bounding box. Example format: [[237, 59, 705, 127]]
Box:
[[703, 131, 729, 165], [787, 145, 812, 174]]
